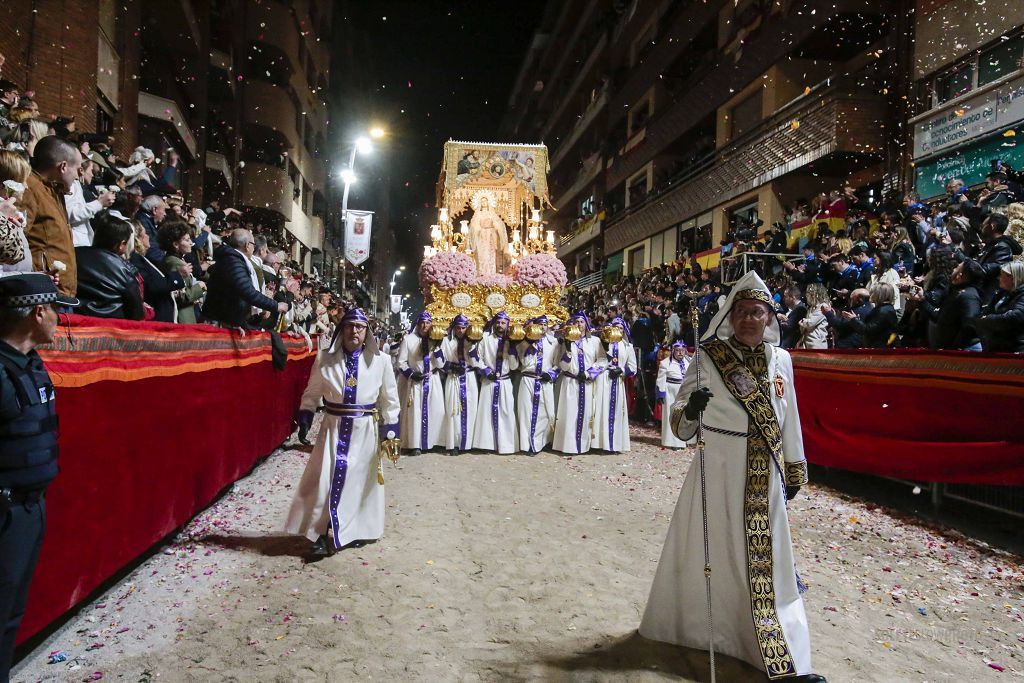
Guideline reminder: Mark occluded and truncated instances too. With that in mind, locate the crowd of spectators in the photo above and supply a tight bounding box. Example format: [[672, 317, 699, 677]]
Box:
[[567, 170, 1024, 358], [0, 70, 348, 343]]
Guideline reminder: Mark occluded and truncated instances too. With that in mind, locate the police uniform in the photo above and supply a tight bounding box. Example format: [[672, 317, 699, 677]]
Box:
[[0, 273, 77, 680]]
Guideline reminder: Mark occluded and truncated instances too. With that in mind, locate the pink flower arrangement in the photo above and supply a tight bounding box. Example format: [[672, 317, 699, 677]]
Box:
[[419, 251, 477, 296], [477, 273, 512, 288], [513, 253, 567, 289]]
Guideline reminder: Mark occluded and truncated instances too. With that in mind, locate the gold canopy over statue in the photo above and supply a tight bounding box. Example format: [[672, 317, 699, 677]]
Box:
[[422, 140, 566, 333], [438, 141, 551, 230]]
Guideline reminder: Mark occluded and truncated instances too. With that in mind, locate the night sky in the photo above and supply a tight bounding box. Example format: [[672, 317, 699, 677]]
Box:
[[331, 0, 547, 271]]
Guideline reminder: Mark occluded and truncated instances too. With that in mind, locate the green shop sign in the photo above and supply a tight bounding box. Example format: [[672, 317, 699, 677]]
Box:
[[915, 132, 1024, 199]]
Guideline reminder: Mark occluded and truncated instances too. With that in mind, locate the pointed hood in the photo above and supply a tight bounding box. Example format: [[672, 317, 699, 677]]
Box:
[[327, 307, 379, 356], [702, 270, 780, 345]]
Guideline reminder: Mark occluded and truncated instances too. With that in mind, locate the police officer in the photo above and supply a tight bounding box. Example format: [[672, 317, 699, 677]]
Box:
[[0, 273, 78, 681]]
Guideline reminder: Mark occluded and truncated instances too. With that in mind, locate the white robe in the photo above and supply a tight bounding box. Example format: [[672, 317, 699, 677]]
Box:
[[593, 340, 636, 452], [397, 333, 445, 451], [438, 335, 479, 451], [472, 332, 520, 453], [516, 336, 559, 453], [552, 335, 606, 454], [284, 347, 401, 549], [656, 355, 691, 448], [640, 341, 813, 678]]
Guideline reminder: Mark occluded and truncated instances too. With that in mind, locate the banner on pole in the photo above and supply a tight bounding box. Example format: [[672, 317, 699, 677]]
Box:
[[390, 295, 403, 314], [344, 210, 374, 266]]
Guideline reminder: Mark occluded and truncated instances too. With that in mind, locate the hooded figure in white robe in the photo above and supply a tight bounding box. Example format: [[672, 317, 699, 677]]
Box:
[[472, 311, 520, 454], [593, 317, 637, 453], [285, 308, 401, 557], [437, 314, 479, 454], [397, 312, 445, 454], [516, 315, 560, 454], [552, 312, 606, 454], [656, 340, 691, 448], [640, 271, 818, 681]]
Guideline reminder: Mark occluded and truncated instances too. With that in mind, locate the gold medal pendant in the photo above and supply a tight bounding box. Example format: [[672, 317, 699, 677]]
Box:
[[774, 374, 785, 398], [346, 376, 358, 388]]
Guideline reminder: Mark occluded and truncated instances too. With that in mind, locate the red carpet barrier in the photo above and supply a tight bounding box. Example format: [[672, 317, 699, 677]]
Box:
[[16, 316, 316, 644], [791, 349, 1024, 485]]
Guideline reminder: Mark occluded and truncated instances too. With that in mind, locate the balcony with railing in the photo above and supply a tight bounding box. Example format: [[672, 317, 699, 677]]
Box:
[[549, 83, 609, 171], [603, 0, 893, 192], [603, 79, 887, 254], [238, 162, 293, 221]]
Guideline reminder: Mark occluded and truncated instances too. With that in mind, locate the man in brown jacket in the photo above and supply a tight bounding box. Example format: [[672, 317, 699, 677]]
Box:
[[21, 136, 83, 297]]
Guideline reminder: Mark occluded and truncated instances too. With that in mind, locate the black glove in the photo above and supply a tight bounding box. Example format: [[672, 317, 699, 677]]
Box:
[[608, 367, 623, 378], [297, 423, 310, 445], [563, 338, 574, 348], [410, 371, 424, 381], [786, 485, 801, 501], [539, 373, 552, 383], [683, 387, 713, 420]]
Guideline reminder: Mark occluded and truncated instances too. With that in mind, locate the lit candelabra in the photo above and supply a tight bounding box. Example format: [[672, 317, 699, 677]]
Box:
[[423, 207, 470, 258], [508, 209, 556, 264]]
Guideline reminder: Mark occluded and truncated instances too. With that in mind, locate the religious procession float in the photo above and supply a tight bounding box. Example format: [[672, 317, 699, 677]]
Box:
[[418, 141, 574, 342]]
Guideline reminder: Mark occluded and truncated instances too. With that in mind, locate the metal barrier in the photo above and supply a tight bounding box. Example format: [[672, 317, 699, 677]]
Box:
[[569, 271, 605, 291], [718, 251, 803, 285]]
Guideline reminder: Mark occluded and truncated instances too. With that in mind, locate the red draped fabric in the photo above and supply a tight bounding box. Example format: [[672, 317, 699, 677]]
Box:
[[16, 316, 315, 643], [791, 349, 1024, 485]]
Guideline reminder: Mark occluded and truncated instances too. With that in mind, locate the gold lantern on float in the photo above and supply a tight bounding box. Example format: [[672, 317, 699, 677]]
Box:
[[562, 324, 583, 342], [525, 322, 544, 341], [600, 326, 624, 344], [428, 326, 446, 342], [508, 323, 526, 341], [467, 322, 484, 341]]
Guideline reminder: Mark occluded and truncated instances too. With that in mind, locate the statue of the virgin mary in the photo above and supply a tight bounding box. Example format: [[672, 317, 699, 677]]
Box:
[[467, 190, 509, 276]]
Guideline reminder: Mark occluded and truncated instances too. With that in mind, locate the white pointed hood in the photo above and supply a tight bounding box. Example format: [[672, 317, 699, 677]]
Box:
[[702, 270, 780, 346]]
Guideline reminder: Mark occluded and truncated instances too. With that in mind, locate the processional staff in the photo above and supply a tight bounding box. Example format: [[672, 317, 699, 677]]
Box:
[[689, 305, 716, 683]]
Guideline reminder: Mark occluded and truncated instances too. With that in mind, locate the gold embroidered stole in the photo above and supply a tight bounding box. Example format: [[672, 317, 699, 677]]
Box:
[[703, 338, 796, 679]]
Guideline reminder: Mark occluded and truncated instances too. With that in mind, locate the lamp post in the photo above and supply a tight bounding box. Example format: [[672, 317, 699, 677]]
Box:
[[339, 127, 385, 294]]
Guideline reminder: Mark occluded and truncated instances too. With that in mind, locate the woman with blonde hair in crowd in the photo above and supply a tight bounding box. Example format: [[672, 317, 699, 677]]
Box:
[[0, 148, 33, 277], [796, 282, 830, 349], [976, 261, 1024, 353], [852, 282, 899, 348]]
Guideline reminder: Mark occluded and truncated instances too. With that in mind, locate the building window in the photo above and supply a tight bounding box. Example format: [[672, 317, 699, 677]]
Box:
[[979, 34, 1024, 86], [580, 194, 595, 217], [628, 245, 646, 276], [934, 62, 975, 104], [628, 92, 653, 138], [727, 200, 759, 240], [730, 90, 762, 141], [626, 167, 651, 207], [96, 103, 114, 137]]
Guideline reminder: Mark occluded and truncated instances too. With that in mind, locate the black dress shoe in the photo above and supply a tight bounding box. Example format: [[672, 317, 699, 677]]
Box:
[[307, 534, 337, 558], [789, 675, 827, 683], [409, 448, 422, 457], [342, 539, 369, 550]]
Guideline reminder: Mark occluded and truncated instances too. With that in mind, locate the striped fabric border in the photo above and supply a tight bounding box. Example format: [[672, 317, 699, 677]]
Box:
[[38, 315, 316, 388], [791, 349, 1024, 398]]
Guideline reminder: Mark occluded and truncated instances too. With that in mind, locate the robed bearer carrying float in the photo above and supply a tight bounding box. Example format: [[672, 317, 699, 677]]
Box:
[[397, 312, 444, 456], [640, 271, 825, 683], [593, 317, 636, 453], [516, 315, 559, 454]]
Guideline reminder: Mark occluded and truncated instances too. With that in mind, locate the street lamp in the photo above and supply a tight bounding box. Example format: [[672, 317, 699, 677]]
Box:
[[339, 129, 385, 292]]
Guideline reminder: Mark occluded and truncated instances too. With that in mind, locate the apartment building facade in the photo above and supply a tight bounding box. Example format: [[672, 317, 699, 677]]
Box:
[[501, 0, 910, 279], [909, 0, 1024, 201], [0, 0, 333, 273]]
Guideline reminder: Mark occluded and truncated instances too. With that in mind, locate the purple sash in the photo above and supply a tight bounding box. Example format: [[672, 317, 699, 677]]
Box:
[[328, 349, 361, 549]]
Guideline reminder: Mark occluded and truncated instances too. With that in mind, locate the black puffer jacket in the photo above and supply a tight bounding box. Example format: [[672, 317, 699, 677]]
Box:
[[203, 244, 280, 327], [920, 284, 982, 350], [974, 235, 1023, 304], [850, 303, 898, 348], [74, 246, 145, 320], [977, 285, 1024, 353]]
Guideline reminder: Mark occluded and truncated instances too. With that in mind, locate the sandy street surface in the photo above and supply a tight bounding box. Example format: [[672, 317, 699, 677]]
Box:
[[12, 420, 1024, 682]]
